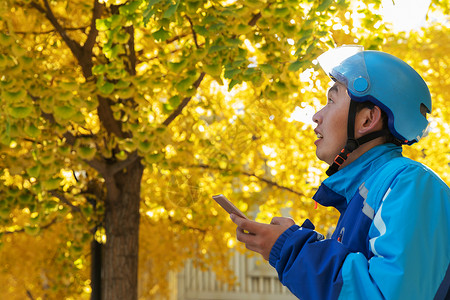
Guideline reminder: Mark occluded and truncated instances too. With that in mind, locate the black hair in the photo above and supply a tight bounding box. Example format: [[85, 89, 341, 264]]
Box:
[[354, 101, 402, 146]]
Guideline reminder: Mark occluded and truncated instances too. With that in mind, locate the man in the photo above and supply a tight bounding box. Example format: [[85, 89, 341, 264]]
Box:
[[231, 45, 450, 299]]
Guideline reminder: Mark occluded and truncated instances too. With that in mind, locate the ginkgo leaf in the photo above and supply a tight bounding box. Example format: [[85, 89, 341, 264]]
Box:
[[54, 106, 77, 119], [152, 27, 171, 42], [9, 106, 33, 119], [78, 146, 96, 160], [24, 123, 41, 138], [24, 225, 40, 236], [2, 89, 26, 102], [42, 178, 61, 190]]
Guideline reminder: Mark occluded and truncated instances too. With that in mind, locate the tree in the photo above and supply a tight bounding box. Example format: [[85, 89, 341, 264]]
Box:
[[0, 0, 448, 299]]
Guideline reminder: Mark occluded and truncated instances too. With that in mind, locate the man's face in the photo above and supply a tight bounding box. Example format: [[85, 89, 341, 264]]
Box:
[[312, 82, 350, 165]]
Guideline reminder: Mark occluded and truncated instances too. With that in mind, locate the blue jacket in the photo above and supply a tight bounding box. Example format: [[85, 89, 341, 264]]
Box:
[[269, 144, 450, 300]]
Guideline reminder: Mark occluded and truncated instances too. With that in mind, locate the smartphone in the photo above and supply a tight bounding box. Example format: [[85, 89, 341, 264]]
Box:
[[212, 194, 249, 220]]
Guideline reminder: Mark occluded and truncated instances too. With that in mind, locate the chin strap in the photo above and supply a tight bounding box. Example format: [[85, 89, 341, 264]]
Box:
[[326, 101, 390, 177]]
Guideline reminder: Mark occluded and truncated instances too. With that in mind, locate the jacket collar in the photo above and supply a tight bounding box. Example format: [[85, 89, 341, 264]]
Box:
[[313, 144, 403, 212]]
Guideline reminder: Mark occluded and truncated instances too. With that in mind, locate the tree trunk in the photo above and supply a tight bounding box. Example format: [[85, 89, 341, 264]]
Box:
[[101, 159, 144, 300], [90, 238, 102, 300]]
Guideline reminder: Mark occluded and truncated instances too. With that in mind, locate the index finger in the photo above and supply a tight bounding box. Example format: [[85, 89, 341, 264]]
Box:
[[230, 214, 265, 234]]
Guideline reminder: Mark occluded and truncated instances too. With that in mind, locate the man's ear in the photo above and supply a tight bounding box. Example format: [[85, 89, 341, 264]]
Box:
[[355, 106, 384, 135]]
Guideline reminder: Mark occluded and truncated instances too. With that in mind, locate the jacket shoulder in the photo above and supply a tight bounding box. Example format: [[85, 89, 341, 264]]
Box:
[[364, 156, 447, 211]]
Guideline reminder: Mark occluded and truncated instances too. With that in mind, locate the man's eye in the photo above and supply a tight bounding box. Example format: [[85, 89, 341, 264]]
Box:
[[327, 98, 334, 104]]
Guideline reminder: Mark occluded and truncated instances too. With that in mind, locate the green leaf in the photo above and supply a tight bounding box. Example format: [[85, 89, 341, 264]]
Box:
[[99, 82, 115, 95], [169, 95, 181, 107], [115, 31, 130, 44], [260, 64, 276, 74], [235, 23, 251, 34], [163, 103, 174, 113], [243, 68, 257, 76], [274, 7, 290, 17], [26, 165, 41, 178], [42, 178, 61, 190], [163, 0, 180, 19], [224, 68, 241, 79], [208, 45, 228, 54], [175, 76, 196, 92], [78, 146, 96, 160], [186, 1, 202, 13], [104, 44, 122, 59], [317, 0, 333, 11], [228, 79, 241, 91], [0, 33, 13, 46], [143, 8, 155, 25], [209, 22, 226, 33], [109, 14, 124, 29], [143, 0, 163, 25], [24, 225, 40, 236], [146, 152, 164, 163], [119, 0, 142, 15], [54, 106, 76, 119], [167, 60, 188, 73], [115, 79, 131, 89], [92, 64, 107, 75], [95, 19, 110, 31], [138, 141, 153, 153], [288, 61, 304, 72], [58, 145, 71, 156], [193, 25, 209, 36], [203, 63, 222, 76], [25, 123, 41, 138], [9, 106, 33, 119], [60, 81, 78, 91], [152, 27, 171, 42], [225, 38, 241, 46], [2, 89, 26, 102]]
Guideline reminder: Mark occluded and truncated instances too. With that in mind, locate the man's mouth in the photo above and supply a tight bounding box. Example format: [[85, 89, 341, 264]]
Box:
[[316, 133, 323, 139]]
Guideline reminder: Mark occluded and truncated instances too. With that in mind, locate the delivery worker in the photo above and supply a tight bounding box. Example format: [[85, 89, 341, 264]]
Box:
[[231, 45, 450, 300]]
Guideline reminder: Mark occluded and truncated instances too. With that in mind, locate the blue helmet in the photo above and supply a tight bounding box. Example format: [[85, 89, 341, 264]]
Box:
[[318, 45, 432, 145]]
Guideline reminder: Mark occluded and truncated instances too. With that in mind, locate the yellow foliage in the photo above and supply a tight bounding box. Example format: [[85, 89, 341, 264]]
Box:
[[0, 0, 448, 299]]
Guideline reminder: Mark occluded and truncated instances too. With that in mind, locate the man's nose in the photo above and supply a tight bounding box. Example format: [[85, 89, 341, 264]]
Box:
[[312, 108, 323, 124]]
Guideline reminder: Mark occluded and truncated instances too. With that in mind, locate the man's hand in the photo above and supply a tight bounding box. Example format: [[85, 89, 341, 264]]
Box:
[[230, 214, 295, 261]]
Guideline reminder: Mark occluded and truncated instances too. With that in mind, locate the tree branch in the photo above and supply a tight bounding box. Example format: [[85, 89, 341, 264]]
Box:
[[50, 191, 82, 212], [26, 289, 35, 300], [31, 0, 83, 60], [82, 0, 103, 59], [248, 12, 262, 26], [96, 96, 127, 138], [161, 11, 261, 127], [125, 25, 137, 76], [2, 218, 57, 235], [14, 27, 88, 35], [185, 15, 199, 49], [108, 152, 140, 174], [166, 33, 189, 44], [162, 72, 206, 126], [194, 164, 305, 197], [86, 152, 140, 177]]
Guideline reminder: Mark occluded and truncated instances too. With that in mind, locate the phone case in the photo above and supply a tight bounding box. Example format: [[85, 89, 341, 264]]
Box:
[[212, 194, 249, 219]]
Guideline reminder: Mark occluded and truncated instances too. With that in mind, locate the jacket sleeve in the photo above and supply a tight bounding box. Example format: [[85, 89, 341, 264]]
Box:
[[269, 164, 450, 300], [339, 164, 450, 300], [269, 220, 349, 300]]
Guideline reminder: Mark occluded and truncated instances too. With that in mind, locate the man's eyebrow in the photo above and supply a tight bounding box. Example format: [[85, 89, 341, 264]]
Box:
[[327, 84, 339, 97]]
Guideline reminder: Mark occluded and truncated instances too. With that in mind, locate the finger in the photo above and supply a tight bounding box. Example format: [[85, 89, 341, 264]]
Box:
[[230, 214, 255, 231], [270, 217, 295, 226], [230, 213, 246, 226], [232, 216, 268, 235], [236, 226, 255, 243]]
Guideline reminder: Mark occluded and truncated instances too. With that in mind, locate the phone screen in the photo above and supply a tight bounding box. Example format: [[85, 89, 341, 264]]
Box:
[[212, 194, 249, 220]]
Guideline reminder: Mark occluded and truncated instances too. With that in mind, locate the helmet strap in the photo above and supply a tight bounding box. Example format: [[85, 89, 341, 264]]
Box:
[[326, 100, 390, 176]]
